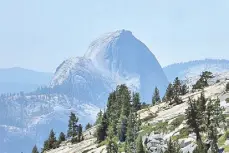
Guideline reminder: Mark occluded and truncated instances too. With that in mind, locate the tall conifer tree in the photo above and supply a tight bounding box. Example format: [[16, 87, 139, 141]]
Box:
[[67, 112, 78, 138], [185, 98, 203, 142], [152, 87, 161, 105], [32, 145, 39, 153]]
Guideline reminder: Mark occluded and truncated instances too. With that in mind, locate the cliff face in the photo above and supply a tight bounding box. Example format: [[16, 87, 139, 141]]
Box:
[[51, 30, 168, 105]]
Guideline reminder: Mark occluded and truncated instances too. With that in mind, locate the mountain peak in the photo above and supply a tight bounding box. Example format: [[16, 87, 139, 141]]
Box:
[[116, 29, 132, 36], [84, 29, 134, 61], [84, 29, 154, 73]]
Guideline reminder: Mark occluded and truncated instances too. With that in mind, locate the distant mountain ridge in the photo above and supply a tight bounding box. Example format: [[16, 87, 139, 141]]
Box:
[[163, 59, 229, 82], [0, 67, 53, 93]]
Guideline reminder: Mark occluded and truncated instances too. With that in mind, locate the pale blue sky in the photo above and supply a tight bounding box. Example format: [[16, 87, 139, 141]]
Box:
[[0, 0, 229, 72]]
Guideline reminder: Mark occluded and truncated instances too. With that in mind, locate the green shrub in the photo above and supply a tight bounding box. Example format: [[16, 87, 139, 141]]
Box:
[[169, 115, 185, 131], [216, 80, 220, 83], [153, 121, 169, 133], [172, 127, 189, 141], [140, 121, 169, 136], [140, 125, 155, 136]]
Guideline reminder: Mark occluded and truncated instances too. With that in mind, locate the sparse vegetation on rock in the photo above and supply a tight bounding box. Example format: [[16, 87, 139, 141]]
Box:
[[169, 115, 185, 131], [185, 92, 226, 152], [192, 71, 213, 90], [37, 71, 229, 153]]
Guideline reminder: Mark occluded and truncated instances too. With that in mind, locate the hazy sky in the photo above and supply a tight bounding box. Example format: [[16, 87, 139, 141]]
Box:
[[0, 0, 229, 72]]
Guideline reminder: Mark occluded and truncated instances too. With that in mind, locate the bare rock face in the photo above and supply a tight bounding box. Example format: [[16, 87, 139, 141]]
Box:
[[51, 30, 168, 105], [143, 133, 166, 153]]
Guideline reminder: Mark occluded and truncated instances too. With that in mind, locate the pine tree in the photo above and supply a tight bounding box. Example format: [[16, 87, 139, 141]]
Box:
[[164, 83, 173, 103], [95, 110, 103, 125], [48, 129, 57, 149], [117, 115, 128, 142], [132, 92, 141, 111], [58, 132, 66, 144], [136, 136, 145, 153], [212, 98, 225, 127], [96, 112, 108, 142], [119, 85, 131, 118], [208, 124, 218, 153], [115, 84, 131, 119], [201, 71, 213, 86], [77, 124, 83, 142], [193, 71, 213, 90], [173, 94, 183, 105], [172, 77, 183, 105], [116, 85, 131, 142], [152, 87, 161, 105], [126, 108, 139, 152], [185, 98, 203, 142], [206, 98, 225, 151], [32, 145, 39, 153], [204, 98, 225, 130], [106, 122, 118, 153], [67, 112, 78, 139], [198, 91, 207, 112], [173, 77, 182, 95], [41, 140, 49, 153], [181, 84, 188, 95], [106, 91, 119, 128], [205, 99, 214, 128], [85, 123, 92, 130]]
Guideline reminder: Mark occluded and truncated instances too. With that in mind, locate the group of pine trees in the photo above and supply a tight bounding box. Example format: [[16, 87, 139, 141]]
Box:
[[32, 112, 83, 153], [163, 91, 226, 153], [95, 84, 145, 153], [163, 77, 188, 105], [185, 91, 226, 153]]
